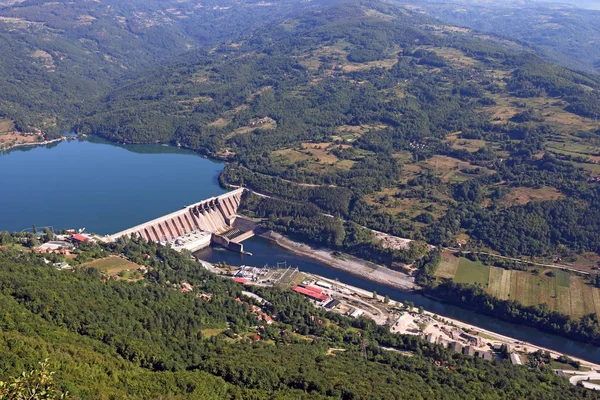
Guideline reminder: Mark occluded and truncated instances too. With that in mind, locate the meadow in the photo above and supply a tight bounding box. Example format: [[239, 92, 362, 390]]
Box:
[[436, 252, 600, 318]]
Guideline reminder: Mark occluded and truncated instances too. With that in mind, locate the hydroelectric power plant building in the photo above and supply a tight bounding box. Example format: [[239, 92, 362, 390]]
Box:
[[109, 188, 254, 252]]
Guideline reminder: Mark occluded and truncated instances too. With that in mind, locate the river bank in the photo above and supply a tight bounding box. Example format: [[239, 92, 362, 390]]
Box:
[[261, 230, 416, 291], [293, 272, 600, 373]]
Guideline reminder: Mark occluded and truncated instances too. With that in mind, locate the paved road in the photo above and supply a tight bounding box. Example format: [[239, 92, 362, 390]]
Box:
[[568, 372, 600, 390], [447, 249, 590, 275]]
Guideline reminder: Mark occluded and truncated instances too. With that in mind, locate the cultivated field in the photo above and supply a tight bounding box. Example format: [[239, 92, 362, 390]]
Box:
[[435, 252, 600, 318]]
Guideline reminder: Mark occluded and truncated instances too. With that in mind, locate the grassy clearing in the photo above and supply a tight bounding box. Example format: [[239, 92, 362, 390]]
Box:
[[228, 118, 276, 138], [454, 258, 490, 286], [555, 286, 572, 316], [270, 142, 359, 176], [208, 117, 231, 128], [420, 155, 492, 183], [341, 57, 398, 72], [547, 141, 600, 158], [0, 119, 13, 134], [449, 138, 487, 153], [430, 47, 478, 67], [201, 328, 225, 337], [555, 269, 571, 288], [435, 251, 459, 279], [365, 187, 449, 218], [335, 124, 388, 142], [592, 289, 600, 316], [573, 161, 600, 175], [83, 256, 142, 276], [549, 361, 589, 371], [487, 266, 504, 298], [300, 142, 340, 164], [499, 186, 564, 206]]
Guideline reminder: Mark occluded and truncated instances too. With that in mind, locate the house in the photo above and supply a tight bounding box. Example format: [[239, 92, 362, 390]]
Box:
[[478, 351, 493, 361], [510, 353, 522, 365], [36, 241, 74, 253], [197, 293, 212, 302], [450, 341, 462, 353], [54, 262, 70, 270], [426, 333, 437, 344], [257, 313, 273, 325], [324, 299, 341, 309], [249, 304, 261, 313], [463, 346, 475, 357]]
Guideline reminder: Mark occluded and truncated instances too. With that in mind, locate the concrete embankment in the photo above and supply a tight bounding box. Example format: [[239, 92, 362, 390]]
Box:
[[261, 231, 416, 291]]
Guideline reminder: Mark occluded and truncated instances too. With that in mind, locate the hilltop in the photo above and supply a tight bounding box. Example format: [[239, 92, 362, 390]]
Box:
[[0, 0, 335, 135], [393, 0, 600, 74]]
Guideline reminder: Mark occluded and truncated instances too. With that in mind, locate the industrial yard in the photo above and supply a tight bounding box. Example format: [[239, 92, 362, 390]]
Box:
[[218, 262, 600, 375]]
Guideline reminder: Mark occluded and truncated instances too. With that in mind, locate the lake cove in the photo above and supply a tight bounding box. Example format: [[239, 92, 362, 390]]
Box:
[[0, 136, 225, 234]]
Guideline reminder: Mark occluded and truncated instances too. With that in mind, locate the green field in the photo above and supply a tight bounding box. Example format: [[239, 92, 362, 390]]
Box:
[[83, 256, 143, 280], [454, 258, 490, 286], [435, 253, 600, 318]]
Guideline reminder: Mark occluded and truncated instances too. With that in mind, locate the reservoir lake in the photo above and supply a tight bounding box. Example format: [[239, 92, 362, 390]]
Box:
[[2, 138, 600, 363], [0, 137, 225, 234]]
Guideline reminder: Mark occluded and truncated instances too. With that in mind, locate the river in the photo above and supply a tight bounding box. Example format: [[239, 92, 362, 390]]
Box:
[[0, 136, 225, 234], [2, 138, 599, 363], [197, 235, 600, 364]]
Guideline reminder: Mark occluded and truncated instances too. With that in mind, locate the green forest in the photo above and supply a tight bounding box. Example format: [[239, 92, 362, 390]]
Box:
[[73, 0, 600, 262], [0, 239, 594, 398]]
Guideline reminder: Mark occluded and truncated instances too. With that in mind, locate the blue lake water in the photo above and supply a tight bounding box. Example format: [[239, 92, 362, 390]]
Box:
[[0, 137, 225, 234]]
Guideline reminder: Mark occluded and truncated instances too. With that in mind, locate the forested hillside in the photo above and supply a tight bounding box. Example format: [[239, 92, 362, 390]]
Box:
[[0, 0, 334, 134], [392, 0, 600, 74], [0, 241, 593, 398], [78, 0, 600, 261]]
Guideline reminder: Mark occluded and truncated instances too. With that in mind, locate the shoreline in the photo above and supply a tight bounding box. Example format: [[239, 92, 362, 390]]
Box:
[[260, 230, 416, 291], [0, 136, 65, 152]]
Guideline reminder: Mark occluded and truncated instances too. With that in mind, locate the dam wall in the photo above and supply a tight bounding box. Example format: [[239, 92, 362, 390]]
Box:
[[109, 188, 244, 250]]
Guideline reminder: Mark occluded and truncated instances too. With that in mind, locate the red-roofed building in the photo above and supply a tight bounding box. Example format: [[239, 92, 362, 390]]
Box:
[[292, 286, 329, 301], [233, 277, 248, 284], [257, 312, 273, 325], [305, 285, 326, 294], [71, 234, 90, 243]]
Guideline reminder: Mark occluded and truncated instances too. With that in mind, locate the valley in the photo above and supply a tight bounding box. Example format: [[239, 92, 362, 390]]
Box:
[[2, 0, 600, 397]]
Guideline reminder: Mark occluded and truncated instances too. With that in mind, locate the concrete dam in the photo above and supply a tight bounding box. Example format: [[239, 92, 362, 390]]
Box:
[[109, 188, 254, 252]]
